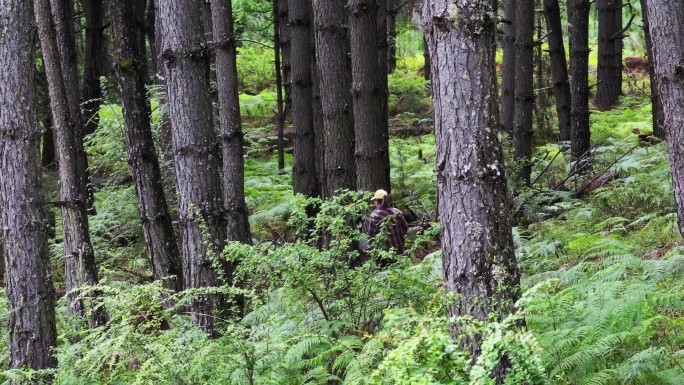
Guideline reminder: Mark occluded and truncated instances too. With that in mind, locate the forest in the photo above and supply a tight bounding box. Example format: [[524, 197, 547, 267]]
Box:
[[0, 0, 683, 383]]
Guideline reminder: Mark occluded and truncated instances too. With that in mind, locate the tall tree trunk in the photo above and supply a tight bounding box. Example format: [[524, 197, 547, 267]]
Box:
[[387, 0, 398, 73], [159, 0, 227, 334], [313, 0, 357, 196], [423, 34, 431, 80], [273, 0, 286, 171], [36, 0, 107, 327], [501, 0, 516, 136], [0, 0, 58, 375], [423, 0, 521, 365], [535, 6, 552, 141], [36, 62, 58, 171], [312, 38, 326, 195], [543, 0, 572, 142], [569, 0, 592, 173], [152, 0, 177, 198], [145, 0, 157, 80], [82, 0, 104, 137], [648, 0, 684, 241], [350, 0, 391, 193], [51, 0, 97, 213], [108, 0, 183, 293], [595, 0, 621, 107], [640, 0, 664, 140], [277, 0, 292, 115], [289, 0, 319, 198], [211, 0, 252, 244], [513, 0, 535, 187]]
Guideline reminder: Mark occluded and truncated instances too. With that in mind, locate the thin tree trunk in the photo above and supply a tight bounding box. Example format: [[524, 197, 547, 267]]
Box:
[[289, 0, 319, 198], [159, 0, 228, 334], [543, 0, 572, 142], [82, 0, 104, 137], [423, 34, 431, 81], [145, 0, 157, 80], [278, 0, 292, 115], [108, 0, 183, 293], [640, 0, 664, 140], [36, 0, 107, 327], [569, 0, 592, 173], [153, 0, 177, 204], [313, 0, 357, 197], [51, 0, 97, 213], [513, 0, 535, 187], [0, 0, 58, 375], [350, 0, 391, 193], [647, 0, 684, 241], [273, 0, 286, 171], [211, 0, 252, 245], [36, 62, 58, 171], [387, 0, 398, 73], [501, 0, 516, 136], [423, 0, 521, 365]]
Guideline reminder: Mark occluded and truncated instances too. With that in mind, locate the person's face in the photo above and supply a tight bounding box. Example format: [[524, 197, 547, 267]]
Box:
[[374, 198, 383, 208]]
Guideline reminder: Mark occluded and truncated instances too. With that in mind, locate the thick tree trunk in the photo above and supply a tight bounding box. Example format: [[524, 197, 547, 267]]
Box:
[[289, 0, 319, 198], [501, 0, 516, 136], [312, 39, 326, 195], [543, 0, 572, 142], [350, 0, 391, 193], [648, 0, 684, 241], [640, 0, 664, 140], [36, 0, 106, 327], [423, 0, 521, 363], [513, 0, 535, 187], [569, 0, 592, 173], [0, 0, 58, 375], [159, 0, 228, 334], [108, 0, 183, 293], [313, 0, 357, 196], [82, 0, 104, 137], [595, 0, 622, 107], [211, 0, 252, 244]]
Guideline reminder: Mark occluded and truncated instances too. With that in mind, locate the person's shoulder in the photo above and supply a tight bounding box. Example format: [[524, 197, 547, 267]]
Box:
[[371, 208, 387, 218], [388, 207, 403, 215]]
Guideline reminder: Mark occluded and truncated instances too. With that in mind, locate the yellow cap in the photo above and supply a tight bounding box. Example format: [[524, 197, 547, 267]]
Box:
[[372, 189, 388, 200]]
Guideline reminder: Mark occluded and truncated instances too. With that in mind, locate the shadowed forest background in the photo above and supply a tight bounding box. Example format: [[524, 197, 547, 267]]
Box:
[[1, 0, 684, 384]]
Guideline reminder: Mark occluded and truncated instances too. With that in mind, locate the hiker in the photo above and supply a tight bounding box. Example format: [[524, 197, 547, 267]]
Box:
[[366, 189, 409, 255]]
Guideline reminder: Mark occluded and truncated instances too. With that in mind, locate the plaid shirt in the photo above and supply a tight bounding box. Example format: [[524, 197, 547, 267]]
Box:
[[368, 207, 409, 253]]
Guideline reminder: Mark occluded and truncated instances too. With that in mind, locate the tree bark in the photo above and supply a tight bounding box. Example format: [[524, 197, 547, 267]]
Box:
[[513, 0, 535, 187], [350, 0, 391, 193], [387, 0, 398, 73], [289, 0, 319, 198], [159, 0, 228, 334], [277, 0, 292, 115], [647, 0, 684, 241], [36, 0, 107, 327], [569, 0, 592, 173], [211, 0, 252, 244], [81, 0, 105, 137], [501, 0, 516, 136], [640, 0, 664, 140], [313, 0, 357, 196], [543, 0, 572, 142], [423, 0, 521, 363], [595, 0, 622, 107], [0, 0, 58, 376], [108, 0, 183, 293], [273, 0, 287, 171]]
